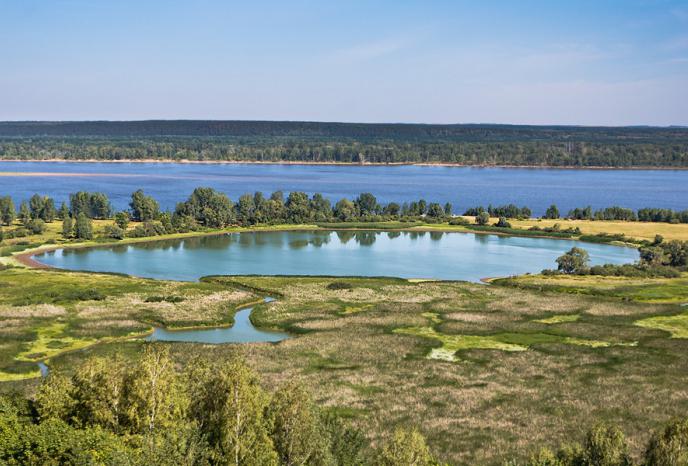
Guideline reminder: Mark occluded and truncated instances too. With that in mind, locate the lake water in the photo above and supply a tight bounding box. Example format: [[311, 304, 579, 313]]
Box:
[[36, 230, 638, 282], [1, 162, 686, 215], [145, 297, 289, 344]]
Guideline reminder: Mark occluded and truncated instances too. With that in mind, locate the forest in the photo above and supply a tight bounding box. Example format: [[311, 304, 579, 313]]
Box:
[[0, 121, 687, 167]]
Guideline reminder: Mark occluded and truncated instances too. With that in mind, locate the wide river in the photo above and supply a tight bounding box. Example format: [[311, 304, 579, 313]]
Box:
[[1, 162, 686, 215], [36, 230, 638, 282]]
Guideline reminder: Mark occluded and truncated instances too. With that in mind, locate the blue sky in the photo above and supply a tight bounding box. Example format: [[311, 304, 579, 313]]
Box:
[[1, 0, 686, 125]]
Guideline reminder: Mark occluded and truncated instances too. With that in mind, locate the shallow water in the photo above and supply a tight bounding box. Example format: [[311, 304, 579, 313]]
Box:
[[145, 297, 288, 344], [1, 161, 686, 215], [37, 230, 638, 282]]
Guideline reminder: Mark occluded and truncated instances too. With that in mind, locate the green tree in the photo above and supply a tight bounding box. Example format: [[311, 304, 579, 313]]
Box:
[[444, 202, 453, 216], [71, 356, 127, 431], [426, 202, 445, 218], [268, 382, 332, 466], [58, 202, 69, 220], [114, 211, 130, 229], [582, 423, 631, 466], [495, 217, 512, 228], [74, 213, 93, 240], [18, 201, 31, 226], [545, 204, 560, 219], [0, 196, 15, 226], [130, 189, 160, 222], [174, 187, 234, 228], [556, 247, 590, 274], [644, 418, 688, 466], [62, 215, 73, 239], [122, 344, 187, 435], [310, 193, 332, 222], [334, 199, 357, 221], [236, 193, 256, 226], [376, 427, 435, 466], [189, 359, 277, 466], [476, 211, 490, 225], [34, 374, 76, 422], [286, 192, 312, 224], [355, 193, 378, 217]]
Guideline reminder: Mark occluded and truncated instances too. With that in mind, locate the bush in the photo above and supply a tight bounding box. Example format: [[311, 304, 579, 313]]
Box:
[[144, 295, 185, 303], [326, 282, 353, 290], [448, 217, 470, 226], [495, 217, 512, 228], [102, 225, 125, 240]]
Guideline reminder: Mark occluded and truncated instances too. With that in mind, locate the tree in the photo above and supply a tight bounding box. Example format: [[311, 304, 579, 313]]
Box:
[[426, 203, 445, 218], [0, 196, 15, 226], [355, 193, 378, 217], [74, 213, 93, 240], [495, 217, 511, 228], [583, 423, 631, 466], [130, 189, 160, 222], [114, 211, 130, 230], [644, 418, 688, 466], [476, 211, 490, 225], [189, 359, 277, 466], [444, 202, 452, 216], [268, 382, 331, 466], [236, 193, 256, 226], [122, 344, 187, 435], [545, 204, 560, 219], [62, 215, 73, 239], [285, 192, 312, 224], [376, 427, 435, 466], [34, 374, 76, 422], [71, 356, 127, 431], [334, 199, 357, 222], [18, 201, 31, 226], [174, 187, 234, 228], [556, 247, 590, 274], [70, 192, 112, 219], [384, 202, 401, 217], [310, 193, 332, 222], [639, 246, 667, 267], [58, 202, 69, 220]]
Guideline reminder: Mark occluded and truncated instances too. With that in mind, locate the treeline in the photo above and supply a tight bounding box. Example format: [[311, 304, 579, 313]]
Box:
[[0, 137, 687, 167], [0, 345, 440, 465]]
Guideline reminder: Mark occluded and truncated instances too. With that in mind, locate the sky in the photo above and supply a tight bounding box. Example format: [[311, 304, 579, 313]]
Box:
[[1, 0, 687, 125]]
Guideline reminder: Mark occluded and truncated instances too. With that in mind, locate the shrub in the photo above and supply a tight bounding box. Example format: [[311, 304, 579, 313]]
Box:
[[326, 282, 353, 290], [102, 225, 125, 240], [448, 217, 470, 226]]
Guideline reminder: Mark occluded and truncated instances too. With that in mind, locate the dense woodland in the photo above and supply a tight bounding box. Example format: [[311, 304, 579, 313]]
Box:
[[0, 121, 687, 166]]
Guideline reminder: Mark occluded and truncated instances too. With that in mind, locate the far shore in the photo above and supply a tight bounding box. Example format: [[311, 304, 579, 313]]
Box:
[[0, 158, 686, 170]]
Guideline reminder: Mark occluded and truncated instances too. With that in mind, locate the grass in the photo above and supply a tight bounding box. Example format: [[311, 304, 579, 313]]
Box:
[[495, 273, 688, 303], [15, 322, 97, 362], [635, 311, 688, 338]]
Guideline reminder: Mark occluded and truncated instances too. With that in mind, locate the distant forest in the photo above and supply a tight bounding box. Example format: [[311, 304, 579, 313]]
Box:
[[1, 121, 687, 167]]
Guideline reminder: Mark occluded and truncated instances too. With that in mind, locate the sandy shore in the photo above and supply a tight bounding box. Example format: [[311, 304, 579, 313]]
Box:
[[0, 158, 686, 170]]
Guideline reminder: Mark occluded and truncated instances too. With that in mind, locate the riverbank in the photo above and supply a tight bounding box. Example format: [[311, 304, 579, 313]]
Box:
[[1, 158, 687, 170]]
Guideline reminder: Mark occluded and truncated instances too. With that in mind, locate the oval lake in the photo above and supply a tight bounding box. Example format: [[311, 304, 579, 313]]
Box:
[[36, 230, 638, 282]]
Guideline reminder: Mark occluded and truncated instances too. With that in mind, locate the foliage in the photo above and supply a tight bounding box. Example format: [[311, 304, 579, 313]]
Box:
[[556, 247, 590, 274], [74, 212, 93, 240]]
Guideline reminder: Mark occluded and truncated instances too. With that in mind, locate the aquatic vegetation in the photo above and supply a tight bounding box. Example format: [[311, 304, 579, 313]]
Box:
[[535, 314, 581, 324], [394, 326, 527, 362], [635, 311, 688, 338], [394, 326, 636, 362], [16, 322, 97, 362]]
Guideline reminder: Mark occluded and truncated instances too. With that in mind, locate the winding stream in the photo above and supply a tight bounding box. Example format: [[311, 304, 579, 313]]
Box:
[[144, 297, 289, 344]]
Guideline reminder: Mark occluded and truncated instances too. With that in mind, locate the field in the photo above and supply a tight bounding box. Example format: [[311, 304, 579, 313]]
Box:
[[2, 266, 687, 464]]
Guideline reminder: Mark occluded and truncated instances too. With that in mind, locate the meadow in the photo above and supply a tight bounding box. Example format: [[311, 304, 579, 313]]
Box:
[[1, 266, 687, 464]]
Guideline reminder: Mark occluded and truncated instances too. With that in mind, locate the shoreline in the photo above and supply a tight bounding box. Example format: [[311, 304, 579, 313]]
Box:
[[0, 158, 686, 170]]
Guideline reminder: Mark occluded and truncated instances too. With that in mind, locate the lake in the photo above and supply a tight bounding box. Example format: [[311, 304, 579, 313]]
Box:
[[36, 230, 638, 282], [1, 162, 686, 215]]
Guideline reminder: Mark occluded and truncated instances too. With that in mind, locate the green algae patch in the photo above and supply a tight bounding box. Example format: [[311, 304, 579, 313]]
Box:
[[0, 368, 41, 382], [394, 327, 637, 362], [635, 311, 688, 338], [394, 326, 527, 362], [16, 323, 98, 362], [535, 314, 581, 324]]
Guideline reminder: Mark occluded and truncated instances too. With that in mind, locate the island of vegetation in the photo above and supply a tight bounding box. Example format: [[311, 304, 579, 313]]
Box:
[[1, 121, 687, 167], [0, 186, 687, 464]]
